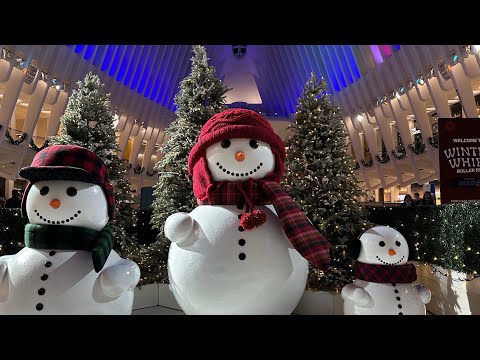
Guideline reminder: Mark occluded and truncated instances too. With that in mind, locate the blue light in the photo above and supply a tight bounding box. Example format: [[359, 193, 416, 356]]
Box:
[[150, 70, 162, 102], [453, 54, 458, 62], [335, 45, 354, 84], [160, 46, 182, 107], [74, 45, 85, 54], [344, 45, 361, 80], [131, 46, 150, 91], [152, 47, 175, 103], [109, 45, 125, 77], [92, 45, 106, 68], [101, 46, 116, 72], [138, 47, 156, 95], [124, 46, 143, 86], [166, 46, 191, 110], [83, 45, 96, 61], [117, 46, 134, 82], [327, 45, 347, 89], [318, 46, 340, 92]]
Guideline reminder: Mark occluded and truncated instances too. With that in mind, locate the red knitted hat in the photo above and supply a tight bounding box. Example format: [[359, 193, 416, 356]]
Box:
[[188, 108, 331, 271], [188, 108, 286, 201]]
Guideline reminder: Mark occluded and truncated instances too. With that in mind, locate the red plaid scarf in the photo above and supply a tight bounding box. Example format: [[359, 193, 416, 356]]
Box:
[[354, 261, 417, 283], [201, 177, 330, 272]]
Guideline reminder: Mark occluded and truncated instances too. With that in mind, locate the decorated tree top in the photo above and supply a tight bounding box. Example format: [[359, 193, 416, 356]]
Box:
[[283, 71, 367, 289], [51, 73, 117, 155], [144, 45, 231, 285], [49, 72, 137, 254]]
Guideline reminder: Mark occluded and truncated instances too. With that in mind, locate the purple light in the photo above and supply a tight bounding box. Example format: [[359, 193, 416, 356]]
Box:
[[369, 45, 383, 64]]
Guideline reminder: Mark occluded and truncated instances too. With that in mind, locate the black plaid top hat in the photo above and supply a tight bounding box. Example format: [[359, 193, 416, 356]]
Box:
[[19, 145, 115, 220]]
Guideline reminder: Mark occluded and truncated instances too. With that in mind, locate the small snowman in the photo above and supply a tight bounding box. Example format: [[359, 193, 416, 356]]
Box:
[[0, 145, 140, 315], [164, 108, 330, 315], [341, 225, 431, 315]]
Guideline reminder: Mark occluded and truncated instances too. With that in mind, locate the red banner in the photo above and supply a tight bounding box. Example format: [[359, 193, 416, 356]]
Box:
[[439, 118, 480, 204]]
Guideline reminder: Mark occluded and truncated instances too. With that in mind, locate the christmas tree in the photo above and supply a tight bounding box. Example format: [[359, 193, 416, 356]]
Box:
[[145, 45, 231, 284], [48, 72, 138, 256], [282, 72, 368, 290]]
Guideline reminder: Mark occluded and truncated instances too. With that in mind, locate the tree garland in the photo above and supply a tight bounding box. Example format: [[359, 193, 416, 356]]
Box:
[[5, 129, 28, 145], [376, 151, 391, 164], [29, 139, 49, 152], [408, 142, 427, 155], [133, 165, 144, 174], [361, 159, 374, 167], [428, 136, 439, 148], [391, 148, 407, 159]]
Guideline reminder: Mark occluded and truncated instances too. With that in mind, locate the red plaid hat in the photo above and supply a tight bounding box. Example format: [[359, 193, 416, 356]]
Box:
[[188, 108, 286, 201], [19, 145, 115, 220]]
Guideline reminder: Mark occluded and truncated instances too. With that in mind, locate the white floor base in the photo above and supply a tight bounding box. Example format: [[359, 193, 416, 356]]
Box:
[[133, 283, 344, 315], [133, 283, 182, 311], [293, 288, 344, 315]]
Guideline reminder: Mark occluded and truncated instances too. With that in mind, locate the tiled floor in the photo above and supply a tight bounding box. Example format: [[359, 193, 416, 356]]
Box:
[[132, 305, 435, 315], [132, 306, 184, 315]]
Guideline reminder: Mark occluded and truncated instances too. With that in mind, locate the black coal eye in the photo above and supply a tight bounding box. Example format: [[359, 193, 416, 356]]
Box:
[[66, 187, 77, 197], [221, 139, 231, 148], [379, 241, 385, 247], [40, 186, 49, 196], [395, 241, 401, 247], [249, 139, 259, 149]]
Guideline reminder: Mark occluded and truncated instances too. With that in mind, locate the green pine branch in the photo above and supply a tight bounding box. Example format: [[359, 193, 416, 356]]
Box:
[[282, 71, 370, 290], [145, 45, 231, 285], [48, 72, 138, 257]]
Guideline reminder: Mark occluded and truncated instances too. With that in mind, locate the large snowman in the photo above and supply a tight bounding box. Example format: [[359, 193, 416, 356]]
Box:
[[0, 144, 140, 315], [164, 108, 330, 315], [341, 225, 431, 315]]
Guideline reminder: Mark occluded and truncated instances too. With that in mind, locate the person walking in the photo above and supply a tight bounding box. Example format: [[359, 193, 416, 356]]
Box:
[[5, 189, 22, 208]]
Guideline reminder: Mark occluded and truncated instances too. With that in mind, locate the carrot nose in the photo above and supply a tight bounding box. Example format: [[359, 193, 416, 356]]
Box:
[[388, 249, 397, 256], [235, 151, 245, 162], [49, 199, 61, 209]]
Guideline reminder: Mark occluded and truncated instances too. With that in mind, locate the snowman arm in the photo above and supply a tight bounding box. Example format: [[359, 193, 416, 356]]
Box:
[[98, 259, 141, 299], [415, 284, 432, 304], [0, 260, 7, 282], [164, 212, 199, 247], [0, 260, 9, 301], [341, 283, 374, 307]]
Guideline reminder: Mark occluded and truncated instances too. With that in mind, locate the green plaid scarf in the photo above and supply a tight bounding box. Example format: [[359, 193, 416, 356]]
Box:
[[24, 223, 114, 273]]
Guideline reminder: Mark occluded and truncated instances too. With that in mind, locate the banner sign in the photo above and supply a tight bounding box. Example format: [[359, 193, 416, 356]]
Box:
[[438, 118, 480, 204]]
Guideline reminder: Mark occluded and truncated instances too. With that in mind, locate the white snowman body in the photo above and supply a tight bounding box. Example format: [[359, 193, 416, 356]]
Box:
[[341, 226, 431, 315], [165, 138, 309, 315], [0, 180, 140, 315]]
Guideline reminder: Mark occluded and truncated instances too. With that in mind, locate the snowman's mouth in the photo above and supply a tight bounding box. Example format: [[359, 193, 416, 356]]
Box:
[[216, 161, 264, 178], [34, 209, 82, 225], [376, 255, 405, 265]]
